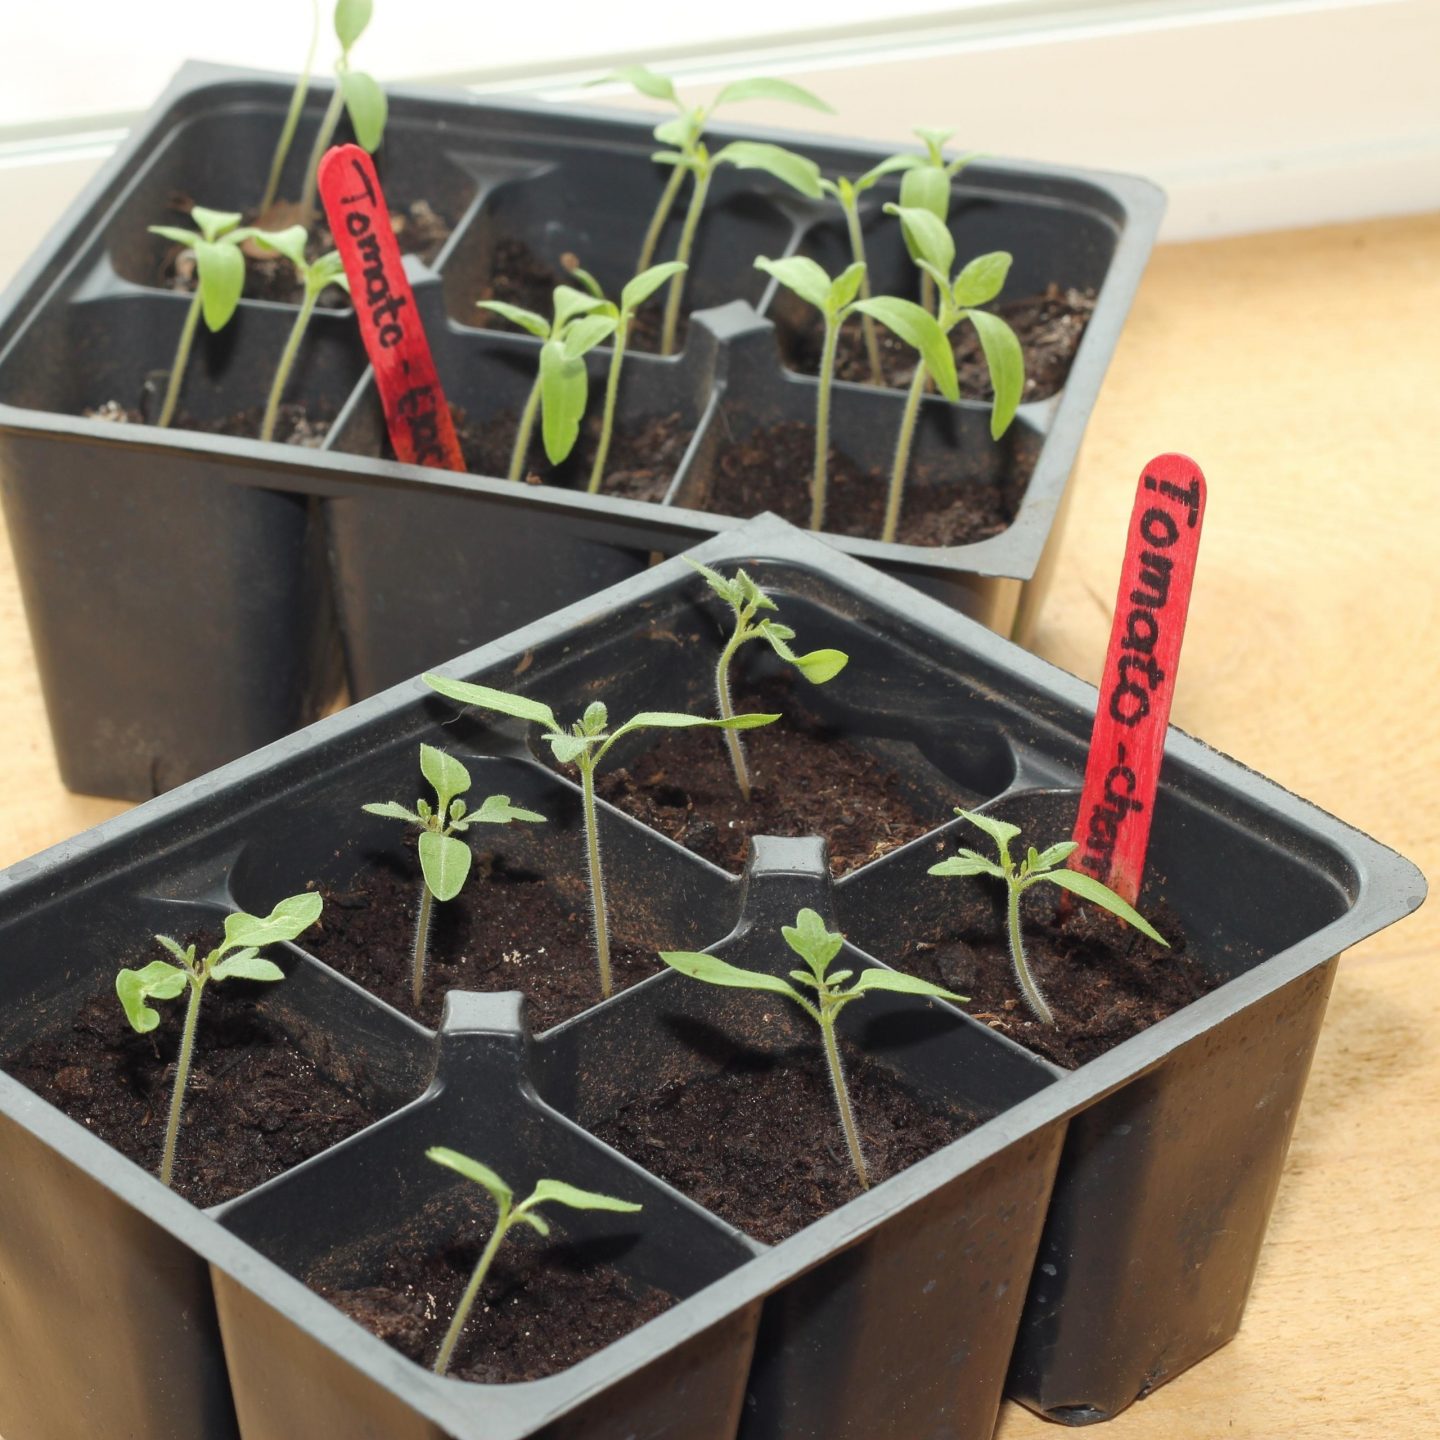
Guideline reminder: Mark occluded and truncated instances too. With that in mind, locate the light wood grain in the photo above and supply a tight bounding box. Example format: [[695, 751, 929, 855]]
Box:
[[1, 214, 1436, 1438]]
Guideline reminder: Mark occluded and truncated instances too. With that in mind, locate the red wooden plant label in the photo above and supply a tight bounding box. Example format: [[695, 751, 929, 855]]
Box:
[[318, 143, 464, 471], [1070, 453, 1207, 905]]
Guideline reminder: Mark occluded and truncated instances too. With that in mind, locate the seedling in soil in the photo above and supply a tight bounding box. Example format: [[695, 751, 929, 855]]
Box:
[[362, 743, 545, 1007], [881, 202, 1024, 543], [685, 558, 848, 800], [604, 66, 831, 304], [425, 1147, 642, 1377], [755, 255, 957, 530], [897, 128, 978, 312], [566, 261, 687, 494], [475, 287, 618, 482], [816, 150, 942, 385], [115, 893, 323, 1188], [422, 673, 777, 998], [246, 226, 350, 442], [660, 908, 965, 1189], [927, 807, 1168, 1027], [296, 0, 388, 221], [147, 207, 258, 428]]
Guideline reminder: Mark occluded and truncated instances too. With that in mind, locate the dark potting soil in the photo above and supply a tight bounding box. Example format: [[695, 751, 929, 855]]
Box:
[[299, 843, 664, 1032], [895, 869, 1216, 1068], [3, 973, 389, 1208], [592, 1033, 981, 1244], [781, 285, 1097, 401], [699, 419, 1034, 546], [85, 398, 332, 447], [593, 682, 963, 875], [469, 237, 685, 354], [312, 1204, 672, 1383], [160, 197, 452, 306], [383, 402, 689, 498]]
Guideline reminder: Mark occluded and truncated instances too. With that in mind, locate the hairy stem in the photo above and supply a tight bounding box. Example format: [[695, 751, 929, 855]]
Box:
[[156, 293, 203, 429], [1008, 879, 1055, 1025], [882, 364, 926, 544], [821, 1013, 868, 1189], [843, 198, 884, 386], [587, 321, 627, 494], [580, 761, 612, 998], [509, 374, 543, 484], [714, 629, 751, 801], [160, 977, 204, 1188], [812, 315, 839, 530], [299, 80, 347, 222], [660, 165, 711, 356], [259, 0, 320, 213], [636, 161, 688, 276], [434, 1211, 510, 1375], [412, 880, 434, 1010], [260, 285, 317, 443]]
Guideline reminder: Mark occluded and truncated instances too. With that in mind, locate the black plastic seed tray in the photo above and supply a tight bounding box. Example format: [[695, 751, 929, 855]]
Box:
[[0, 59, 1162, 800]]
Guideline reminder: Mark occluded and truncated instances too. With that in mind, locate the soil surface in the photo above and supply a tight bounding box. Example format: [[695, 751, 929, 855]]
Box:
[[469, 237, 683, 353], [3, 967, 389, 1208], [299, 842, 664, 1032], [592, 681, 961, 874], [160, 197, 452, 306], [383, 403, 689, 498], [895, 874, 1214, 1068], [313, 1209, 672, 1383], [593, 1033, 980, 1244], [699, 418, 1033, 546], [781, 285, 1096, 401], [85, 399, 331, 446]]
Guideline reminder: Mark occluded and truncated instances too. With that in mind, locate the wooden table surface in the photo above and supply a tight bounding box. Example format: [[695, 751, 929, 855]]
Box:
[[1, 213, 1435, 1438]]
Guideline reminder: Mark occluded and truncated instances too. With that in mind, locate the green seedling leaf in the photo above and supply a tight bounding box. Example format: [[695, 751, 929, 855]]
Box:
[[191, 206, 243, 243], [713, 76, 833, 112], [1033, 841, 1080, 870], [562, 313, 618, 361], [223, 893, 323, 951], [474, 301, 550, 338], [913, 125, 956, 157], [899, 164, 951, 222], [956, 807, 1023, 853], [964, 308, 1024, 438], [422, 674, 560, 730], [855, 152, 926, 189], [781, 907, 844, 972], [852, 296, 959, 401], [713, 141, 823, 199], [928, 853, 1005, 879], [757, 622, 848, 683], [471, 794, 546, 825], [428, 1147, 513, 1211], [418, 830, 473, 903], [830, 260, 868, 311], [334, 0, 373, 49], [341, 70, 388, 152], [951, 251, 1012, 308], [250, 224, 310, 270], [149, 225, 202, 248], [552, 285, 605, 330], [419, 743, 472, 815], [546, 732, 592, 765], [516, 1211, 552, 1236], [849, 968, 967, 1001], [884, 202, 954, 279], [604, 64, 679, 103], [210, 954, 286, 983], [620, 261, 687, 314], [528, 1179, 644, 1213], [754, 254, 833, 312], [194, 240, 246, 332], [154, 934, 194, 965], [607, 710, 779, 748], [539, 338, 588, 464], [116, 960, 188, 1033], [659, 950, 801, 998], [1040, 870, 1171, 944]]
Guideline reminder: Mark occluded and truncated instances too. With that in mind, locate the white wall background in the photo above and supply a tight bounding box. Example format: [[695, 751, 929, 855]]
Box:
[[2, 0, 1437, 281]]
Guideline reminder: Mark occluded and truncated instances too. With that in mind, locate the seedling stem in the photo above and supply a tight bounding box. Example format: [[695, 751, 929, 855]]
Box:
[[259, 0, 321, 214]]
